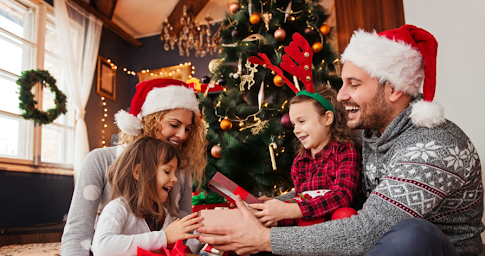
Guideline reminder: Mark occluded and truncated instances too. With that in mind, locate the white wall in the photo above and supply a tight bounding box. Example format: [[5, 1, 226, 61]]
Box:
[[403, 0, 485, 240]]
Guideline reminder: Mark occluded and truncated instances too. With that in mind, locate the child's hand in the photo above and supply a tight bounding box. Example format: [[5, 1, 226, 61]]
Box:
[[257, 195, 272, 202], [249, 200, 302, 227], [164, 212, 203, 244]]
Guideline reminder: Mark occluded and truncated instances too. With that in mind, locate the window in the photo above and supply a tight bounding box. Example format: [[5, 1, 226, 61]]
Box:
[[0, 0, 74, 174]]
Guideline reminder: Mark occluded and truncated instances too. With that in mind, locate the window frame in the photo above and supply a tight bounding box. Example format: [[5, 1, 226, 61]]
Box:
[[0, 0, 74, 176]]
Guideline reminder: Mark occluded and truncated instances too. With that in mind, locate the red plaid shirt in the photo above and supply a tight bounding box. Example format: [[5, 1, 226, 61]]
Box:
[[289, 140, 361, 221]]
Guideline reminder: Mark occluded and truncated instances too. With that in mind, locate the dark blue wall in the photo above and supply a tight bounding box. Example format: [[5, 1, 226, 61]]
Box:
[[0, 171, 73, 228]]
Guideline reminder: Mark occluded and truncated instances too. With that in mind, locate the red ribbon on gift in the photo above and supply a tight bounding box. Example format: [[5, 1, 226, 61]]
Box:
[[225, 186, 249, 205], [137, 240, 190, 256]]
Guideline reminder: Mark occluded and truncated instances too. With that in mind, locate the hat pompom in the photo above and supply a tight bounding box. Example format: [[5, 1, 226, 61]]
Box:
[[115, 109, 143, 136], [410, 100, 445, 128]]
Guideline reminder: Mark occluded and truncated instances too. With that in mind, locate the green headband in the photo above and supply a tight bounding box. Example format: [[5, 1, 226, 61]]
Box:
[[296, 90, 334, 113]]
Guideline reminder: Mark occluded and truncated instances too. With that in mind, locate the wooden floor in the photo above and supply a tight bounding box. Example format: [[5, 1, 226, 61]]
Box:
[[0, 222, 64, 247]]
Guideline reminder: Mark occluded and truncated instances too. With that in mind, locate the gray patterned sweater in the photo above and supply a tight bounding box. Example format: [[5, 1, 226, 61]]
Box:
[[271, 102, 484, 256]]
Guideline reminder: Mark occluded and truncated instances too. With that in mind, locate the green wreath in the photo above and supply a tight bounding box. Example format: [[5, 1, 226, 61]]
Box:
[[17, 69, 67, 125]]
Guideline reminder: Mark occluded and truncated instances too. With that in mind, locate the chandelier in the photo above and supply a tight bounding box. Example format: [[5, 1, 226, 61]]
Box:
[[161, 5, 219, 58]]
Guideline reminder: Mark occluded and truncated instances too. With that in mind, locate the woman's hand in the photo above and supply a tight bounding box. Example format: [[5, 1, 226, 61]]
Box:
[[249, 200, 303, 227], [258, 195, 272, 202], [164, 212, 203, 244]]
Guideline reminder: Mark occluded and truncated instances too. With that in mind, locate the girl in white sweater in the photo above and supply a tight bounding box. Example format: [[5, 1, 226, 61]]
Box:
[[92, 137, 202, 256]]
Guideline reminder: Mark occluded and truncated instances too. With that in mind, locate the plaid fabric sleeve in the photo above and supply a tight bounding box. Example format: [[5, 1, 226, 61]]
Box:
[[298, 143, 361, 219]]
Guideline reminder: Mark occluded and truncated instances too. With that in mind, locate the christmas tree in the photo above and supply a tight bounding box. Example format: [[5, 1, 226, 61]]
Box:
[[199, 0, 342, 197]]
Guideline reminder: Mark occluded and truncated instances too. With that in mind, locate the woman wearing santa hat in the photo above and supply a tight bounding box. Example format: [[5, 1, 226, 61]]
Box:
[[198, 25, 483, 256], [61, 78, 207, 255]]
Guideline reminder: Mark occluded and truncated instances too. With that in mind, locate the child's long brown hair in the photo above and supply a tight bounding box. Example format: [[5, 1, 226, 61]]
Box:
[[117, 109, 207, 189], [107, 137, 182, 220], [290, 85, 354, 156]]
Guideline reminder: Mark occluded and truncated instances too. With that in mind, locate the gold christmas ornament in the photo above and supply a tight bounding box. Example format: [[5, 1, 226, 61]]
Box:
[[209, 59, 223, 74], [220, 118, 233, 131], [312, 42, 323, 53], [273, 74, 285, 87], [319, 24, 331, 35], [249, 13, 261, 24]]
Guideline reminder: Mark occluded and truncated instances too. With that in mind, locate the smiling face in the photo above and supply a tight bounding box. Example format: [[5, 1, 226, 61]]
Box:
[[289, 101, 333, 158], [156, 108, 194, 147], [155, 157, 178, 203], [337, 61, 394, 133]]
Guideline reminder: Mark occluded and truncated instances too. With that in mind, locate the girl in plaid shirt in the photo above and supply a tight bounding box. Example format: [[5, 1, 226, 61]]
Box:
[[91, 138, 202, 255], [249, 86, 362, 227]]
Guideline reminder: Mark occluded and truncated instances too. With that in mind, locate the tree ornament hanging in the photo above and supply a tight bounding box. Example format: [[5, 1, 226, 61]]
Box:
[[201, 76, 211, 84], [312, 42, 323, 53], [274, 28, 286, 41], [211, 144, 223, 158], [319, 24, 331, 35], [217, 77, 227, 86], [17, 69, 67, 125], [273, 74, 285, 87], [239, 61, 258, 91], [231, 29, 240, 39], [220, 117, 233, 131], [249, 13, 261, 25], [268, 142, 278, 170], [304, 27, 314, 37], [229, 2, 240, 13], [280, 113, 293, 130], [209, 59, 223, 74]]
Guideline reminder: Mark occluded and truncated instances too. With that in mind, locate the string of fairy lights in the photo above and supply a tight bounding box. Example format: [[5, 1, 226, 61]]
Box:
[[99, 59, 195, 148]]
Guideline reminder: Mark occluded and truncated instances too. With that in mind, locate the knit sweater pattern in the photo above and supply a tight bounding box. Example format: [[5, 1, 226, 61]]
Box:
[[270, 102, 484, 256]]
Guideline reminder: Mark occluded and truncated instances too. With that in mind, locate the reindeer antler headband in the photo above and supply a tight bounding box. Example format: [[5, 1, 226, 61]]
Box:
[[248, 33, 334, 113]]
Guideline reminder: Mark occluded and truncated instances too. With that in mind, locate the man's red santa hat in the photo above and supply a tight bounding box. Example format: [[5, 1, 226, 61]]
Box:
[[115, 78, 199, 136], [340, 24, 445, 128]]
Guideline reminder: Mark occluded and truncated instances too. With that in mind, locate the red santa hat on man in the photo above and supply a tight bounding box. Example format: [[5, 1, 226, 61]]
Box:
[[115, 78, 199, 136], [340, 24, 445, 128]]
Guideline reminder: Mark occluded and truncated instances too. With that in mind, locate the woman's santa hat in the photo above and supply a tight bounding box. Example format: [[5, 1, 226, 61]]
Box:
[[115, 78, 199, 136], [340, 24, 445, 128]]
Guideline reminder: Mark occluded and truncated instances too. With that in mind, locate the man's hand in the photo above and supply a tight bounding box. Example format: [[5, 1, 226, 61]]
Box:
[[249, 200, 302, 227], [197, 195, 272, 255], [164, 212, 203, 244]]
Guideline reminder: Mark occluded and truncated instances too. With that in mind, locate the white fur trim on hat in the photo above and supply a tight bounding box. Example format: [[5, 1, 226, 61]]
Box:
[[341, 30, 424, 97], [114, 109, 143, 136], [410, 100, 445, 128], [140, 85, 199, 118]]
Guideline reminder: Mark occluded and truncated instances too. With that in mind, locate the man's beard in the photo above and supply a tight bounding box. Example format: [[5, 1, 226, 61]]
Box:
[[353, 85, 394, 132]]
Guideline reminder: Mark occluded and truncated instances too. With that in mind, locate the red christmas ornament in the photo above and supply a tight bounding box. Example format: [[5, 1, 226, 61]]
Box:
[[211, 145, 223, 158], [229, 2, 240, 13], [280, 113, 293, 130], [220, 118, 233, 131], [331, 207, 357, 220], [274, 28, 286, 41]]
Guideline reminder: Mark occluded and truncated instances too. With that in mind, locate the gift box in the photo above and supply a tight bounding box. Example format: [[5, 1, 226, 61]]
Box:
[[208, 172, 261, 206]]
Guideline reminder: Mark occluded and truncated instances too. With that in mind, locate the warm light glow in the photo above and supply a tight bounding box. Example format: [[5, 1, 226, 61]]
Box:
[[103, 102, 106, 106], [101, 118, 105, 122], [104, 124, 107, 128], [102, 141, 105, 144], [104, 108, 108, 112], [123, 68, 127, 71], [107, 59, 111, 62], [104, 113, 108, 117]]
